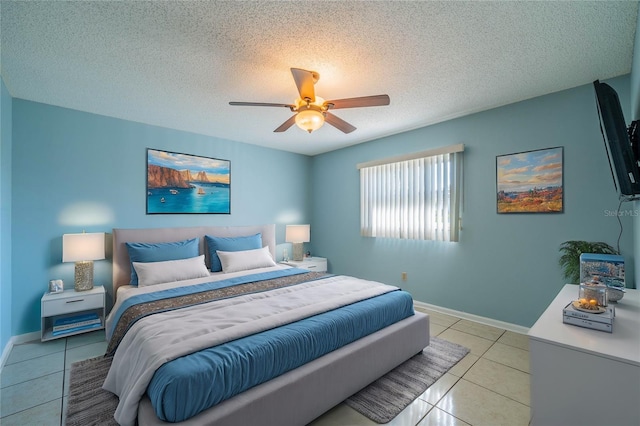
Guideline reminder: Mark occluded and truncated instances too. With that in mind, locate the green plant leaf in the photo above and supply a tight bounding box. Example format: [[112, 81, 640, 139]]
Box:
[[558, 241, 618, 284]]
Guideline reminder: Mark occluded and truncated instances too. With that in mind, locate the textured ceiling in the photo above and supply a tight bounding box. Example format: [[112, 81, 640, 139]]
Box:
[[1, 1, 638, 156]]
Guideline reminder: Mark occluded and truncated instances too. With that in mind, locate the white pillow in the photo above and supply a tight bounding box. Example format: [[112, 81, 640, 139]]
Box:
[[217, 246, 276, 273], [132, 255, 210, 287]]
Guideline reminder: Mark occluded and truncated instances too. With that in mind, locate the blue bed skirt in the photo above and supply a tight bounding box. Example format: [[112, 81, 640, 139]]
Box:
[[146, 290, 415, 422]]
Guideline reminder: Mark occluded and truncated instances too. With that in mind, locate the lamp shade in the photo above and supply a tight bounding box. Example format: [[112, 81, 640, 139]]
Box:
[[285, 225, 310, 243], [295, 109, 324, 133], [63, 233, 105, 262]]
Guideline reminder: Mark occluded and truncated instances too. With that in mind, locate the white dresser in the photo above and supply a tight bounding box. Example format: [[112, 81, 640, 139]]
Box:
[[528, 284, 640, 426]]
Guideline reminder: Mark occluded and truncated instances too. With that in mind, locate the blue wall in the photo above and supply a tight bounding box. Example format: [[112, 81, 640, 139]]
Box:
[[1, 78, 13, 352], [311, 77, 636, 327], [10, 100, 311, 335], [3, 76, 637, 340]]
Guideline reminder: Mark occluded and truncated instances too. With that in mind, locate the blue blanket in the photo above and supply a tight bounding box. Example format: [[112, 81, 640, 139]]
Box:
[[147, 289, 415, 422]]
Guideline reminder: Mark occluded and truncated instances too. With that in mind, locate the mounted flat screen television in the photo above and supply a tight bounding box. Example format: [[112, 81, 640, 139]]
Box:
[[593, 80, 640, 200]]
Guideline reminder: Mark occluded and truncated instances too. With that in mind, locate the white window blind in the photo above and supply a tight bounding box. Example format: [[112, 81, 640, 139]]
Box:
[[358, 144, 464, 242]]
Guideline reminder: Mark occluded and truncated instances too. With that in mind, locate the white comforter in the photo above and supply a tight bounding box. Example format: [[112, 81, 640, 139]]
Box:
[[103, 272, 398, 426], [105, 264, 292, 339]]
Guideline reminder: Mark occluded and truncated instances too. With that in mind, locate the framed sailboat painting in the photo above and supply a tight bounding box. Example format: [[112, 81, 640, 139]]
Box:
[[146, 148, 231, 214]]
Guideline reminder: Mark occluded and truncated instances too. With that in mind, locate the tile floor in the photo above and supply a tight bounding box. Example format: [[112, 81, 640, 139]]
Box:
[[0, 307, 531, 426]]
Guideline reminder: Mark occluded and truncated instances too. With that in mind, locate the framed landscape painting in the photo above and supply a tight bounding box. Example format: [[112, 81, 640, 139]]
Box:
[[496, 146, 563, 214], [146, 148, 231, 214]]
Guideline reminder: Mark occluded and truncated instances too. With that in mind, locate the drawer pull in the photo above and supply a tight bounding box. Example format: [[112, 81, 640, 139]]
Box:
[[66, 299, 85, 303], [307, 265, 317, 269]]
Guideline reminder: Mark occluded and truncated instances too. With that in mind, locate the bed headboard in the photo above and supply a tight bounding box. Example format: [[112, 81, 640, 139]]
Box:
[[112, 224, 276, 296]]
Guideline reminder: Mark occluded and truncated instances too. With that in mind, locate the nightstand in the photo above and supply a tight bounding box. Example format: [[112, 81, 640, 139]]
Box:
[[282, 256, 328, 272], [41, 286, 106, 342]]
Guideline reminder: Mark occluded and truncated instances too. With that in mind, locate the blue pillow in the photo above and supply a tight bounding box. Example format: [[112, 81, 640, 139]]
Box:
[[205, 233, 262, 272], [126, 238, 199, 286]]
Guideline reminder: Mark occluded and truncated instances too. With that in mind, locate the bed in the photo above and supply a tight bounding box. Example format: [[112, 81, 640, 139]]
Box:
[[105, 224, 430, 426]]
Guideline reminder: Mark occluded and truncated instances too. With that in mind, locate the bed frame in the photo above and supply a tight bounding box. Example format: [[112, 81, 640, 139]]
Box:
[[112, 224, 430, 426]]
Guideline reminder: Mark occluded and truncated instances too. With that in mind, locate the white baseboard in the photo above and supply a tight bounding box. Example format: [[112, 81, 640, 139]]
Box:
[[0, 338, 12, 370], [12, 331, 41, 345], [0, 331, 41, 370], [413, 300, 530, 335]]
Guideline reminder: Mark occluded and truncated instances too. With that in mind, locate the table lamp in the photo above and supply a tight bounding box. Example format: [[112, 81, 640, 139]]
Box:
[[63, 232, 105, 291], [285, 224, 310, 262]]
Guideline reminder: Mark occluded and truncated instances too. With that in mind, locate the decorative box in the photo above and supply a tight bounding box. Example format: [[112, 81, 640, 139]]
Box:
[[579, 253, 625, 288], [563, 302, 614, 333]]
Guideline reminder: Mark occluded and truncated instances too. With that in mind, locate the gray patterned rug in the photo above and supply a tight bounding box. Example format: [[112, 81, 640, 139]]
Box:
[[346, 337, 470, 423], [65, 337, 468, 425], [66, 355, 117, 426]]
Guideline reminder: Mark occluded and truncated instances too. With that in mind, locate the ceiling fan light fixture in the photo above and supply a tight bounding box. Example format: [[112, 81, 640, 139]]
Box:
[[229, 68, 389, 134], [295, 108, 324, 133]]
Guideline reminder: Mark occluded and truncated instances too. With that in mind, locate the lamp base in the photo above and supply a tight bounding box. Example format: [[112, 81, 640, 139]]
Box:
[[74, 260, 94, 291], [292, 243, 304, 262]]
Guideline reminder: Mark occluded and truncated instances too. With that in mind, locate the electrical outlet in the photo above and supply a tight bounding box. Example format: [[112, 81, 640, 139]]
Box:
[[401, 272, 407, 281]]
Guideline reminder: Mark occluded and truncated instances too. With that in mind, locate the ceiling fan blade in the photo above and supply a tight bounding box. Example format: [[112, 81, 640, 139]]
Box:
[[229, 101, 295, 109], [290, 68, 316, 102], [274, 115, 297, 132], [324, 94, 390, 110], [324, 112, 356, 134]]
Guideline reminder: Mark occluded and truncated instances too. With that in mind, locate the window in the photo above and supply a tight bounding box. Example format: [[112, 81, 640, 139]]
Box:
[[358, 144, 464, 242]]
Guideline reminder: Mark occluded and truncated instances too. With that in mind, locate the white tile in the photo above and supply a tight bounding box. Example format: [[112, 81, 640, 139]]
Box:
[[421, 310, 460, 327], [450, 320, 505, 341], [448, 353, 480, 378], [0, 398, 62, 425], [436, 379, 530, 426], [5, 339, 65, 365], [0, 372, 63, 417], [461, 358, 530, 406], [1, 351, 65, 388], [65, 330, 106, 349], [438, 329, 494, 357], [418, 372, 460, 405], [310, 397, 433, 426], [417, 407, 471, 426], [482, 342, 530, 373], [384, 397, 432, 426], [497, 331, 530, 351], [64, 341, 107, 368], [62, 396, 68, 426], [430, 323, 447, 337], [63, 369, 70, 397]]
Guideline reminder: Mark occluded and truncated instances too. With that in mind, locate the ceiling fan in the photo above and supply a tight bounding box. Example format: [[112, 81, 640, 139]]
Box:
[[229, 68, 390, 134]]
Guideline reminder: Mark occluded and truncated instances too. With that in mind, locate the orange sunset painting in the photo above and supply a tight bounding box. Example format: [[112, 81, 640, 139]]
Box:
[[496, 147, 563, 213]]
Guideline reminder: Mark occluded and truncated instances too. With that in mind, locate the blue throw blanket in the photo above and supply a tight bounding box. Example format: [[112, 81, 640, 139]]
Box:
[[147, 290, 415, 422]]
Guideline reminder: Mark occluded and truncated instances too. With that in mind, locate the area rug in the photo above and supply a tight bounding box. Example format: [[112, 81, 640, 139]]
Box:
[[65, 337, 468, 426], [65, 355, 117, 426], [346, 336, 470, 423]]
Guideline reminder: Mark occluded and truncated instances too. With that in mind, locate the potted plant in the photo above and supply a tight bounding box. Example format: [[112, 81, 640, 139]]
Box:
[[558, 241, 618, 284]]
